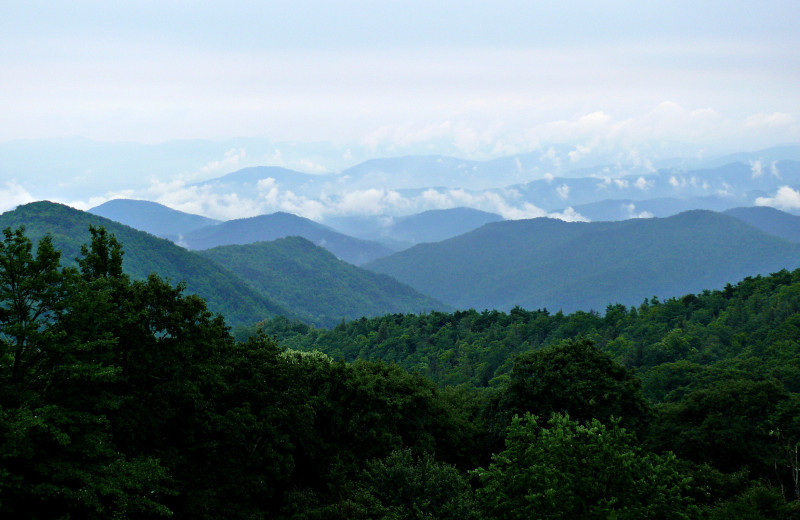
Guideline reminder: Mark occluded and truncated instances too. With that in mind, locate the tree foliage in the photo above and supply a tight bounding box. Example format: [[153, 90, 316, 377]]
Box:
[[492, 338, 649, 434], [475, 413, 696, 520], [5, 224, 800, 517]]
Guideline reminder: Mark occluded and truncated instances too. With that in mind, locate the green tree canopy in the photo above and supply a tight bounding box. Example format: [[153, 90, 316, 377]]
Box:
[[475, 413, 695, 520], [491, 338, 650, 435]]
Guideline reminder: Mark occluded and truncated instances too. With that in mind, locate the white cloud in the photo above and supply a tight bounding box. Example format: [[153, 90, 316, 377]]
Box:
[[419, 188, 552, 221], [333, 188, 411, 216], [199, 148, 247, 175], [548, 207, 589, 222], [669, 176, 685, 188], [755, 186, 800, 210], [622, 202, 654, 219], [543, 172, 555, 183], [716, 182, 734, 197], [613, 179, 629, 189], [568, 144, 591, 162], [744, 112, 795, 129], [771, 161, 781, 179], [0, 181, 34, 213], [256, 178, 277, 191], [540, 147, 562, 170], [295, 159, 327, 174], [750, 160, 764, 178], [634, 177, 653, 190], [499, 202, 548, 220], [556, 184, 570, 199], [256, 178, 280, 205]]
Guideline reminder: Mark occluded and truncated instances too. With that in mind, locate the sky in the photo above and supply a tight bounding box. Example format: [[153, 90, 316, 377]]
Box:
[[1, 1, 799, 217]]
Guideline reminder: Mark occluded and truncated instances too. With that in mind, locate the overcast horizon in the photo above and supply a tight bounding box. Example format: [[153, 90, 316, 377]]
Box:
[[2, 1, 799, 217]]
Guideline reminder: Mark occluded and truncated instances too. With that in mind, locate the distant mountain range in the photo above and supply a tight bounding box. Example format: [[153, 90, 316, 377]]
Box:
[[90, 198, 220, 241], [323, 207, 504, 247], [365, 210, 800, 313], [504, 160, 800, 213], [1, 202, 446, 327], [174, 146, 800, 219], [6, 139, 800, 217], [181, 212, 395, 265], [80, 194, 800, 319], [724, 206, 800, 243], [89, 199, 507, 252], [7, 200, 800, 323], [563, 196, 739, 222]]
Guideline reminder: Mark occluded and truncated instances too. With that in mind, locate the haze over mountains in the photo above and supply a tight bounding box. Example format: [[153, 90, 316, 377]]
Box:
[[146, 146, 800, 224], [72, 143, 800, 243], [180, 212, 395, 265], [90, 199, 220, 242], [6, 197, 800, 328], [1, 201, 446, 327], [7, 141, 800, 223], [6, 144, 800, 329]]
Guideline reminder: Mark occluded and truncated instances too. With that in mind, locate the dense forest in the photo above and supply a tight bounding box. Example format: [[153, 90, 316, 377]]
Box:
[[4, 225, 800, 518], [197, 237, 447, 327]]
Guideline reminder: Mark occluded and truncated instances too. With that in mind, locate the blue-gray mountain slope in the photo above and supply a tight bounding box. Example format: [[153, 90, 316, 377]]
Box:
[[365, 210, 800, 313]]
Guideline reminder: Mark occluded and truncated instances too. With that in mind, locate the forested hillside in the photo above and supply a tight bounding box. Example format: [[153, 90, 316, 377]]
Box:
[[726, 206, 800, 243], [0, 201, 291, 325], [262, 268, 800, 392], [197, 236, 448, 326], [183, 211, 395, 265], [366, 210, 800, 312], [5, 224, 800, 518]]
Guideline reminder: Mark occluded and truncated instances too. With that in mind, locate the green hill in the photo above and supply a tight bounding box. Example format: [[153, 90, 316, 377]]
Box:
[[0, 201, 292, 326], [197, 237, 449, 326], [184, 212, 395, 265], [365, 210, 800, 312]]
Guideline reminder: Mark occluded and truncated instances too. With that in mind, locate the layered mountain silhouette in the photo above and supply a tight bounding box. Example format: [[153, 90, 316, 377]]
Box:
[[90, 198, 219, 241], [3, 201, 445, 327], [197, 237, 448, 326], [725, 206, 800, 243], [8, 200, 800, 324], [324, 207, 504, 247], [182, 212, 395, 265], [1, 201, 291, 325], [365, 210, 800, 313]]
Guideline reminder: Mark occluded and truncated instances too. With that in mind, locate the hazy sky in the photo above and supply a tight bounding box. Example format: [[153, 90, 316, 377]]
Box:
[[2, 1, 798, 157]]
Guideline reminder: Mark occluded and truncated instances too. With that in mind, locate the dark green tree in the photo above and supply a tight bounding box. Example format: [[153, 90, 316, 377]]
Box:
[[0, 227, 64, 397], [475, 413, 695, 520], [0, 227, 172, 519], [336, 448, 477, 520], [77, 225, 124, 280], [491, 338, 649, 435], [649, 378, 794, 477]]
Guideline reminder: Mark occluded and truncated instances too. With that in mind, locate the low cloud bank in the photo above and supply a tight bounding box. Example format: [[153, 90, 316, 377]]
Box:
[[57, 176, 589, 224], [755, 186, 800, 210]]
